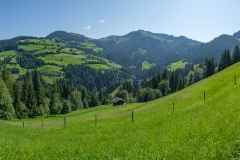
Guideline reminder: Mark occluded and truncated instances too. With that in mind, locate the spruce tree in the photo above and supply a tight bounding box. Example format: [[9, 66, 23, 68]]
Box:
[[226, 49, 232, 67], [89, 92, 100, 107], [169, 71, 175, 93], [12, 83, 28, 119], [49, 92, 62, 115], [1, 64, 14, 96], [26, 79, 38, 117], [22, 70, 31, 104], [98, 88, 104, 104], [232, 45, 239, 64], [32, 70, 43, 107], [61, 100, 72, 114], [0, 78, 15, 120], [162, 69, 168, 80], [68, 91, 83, 110]]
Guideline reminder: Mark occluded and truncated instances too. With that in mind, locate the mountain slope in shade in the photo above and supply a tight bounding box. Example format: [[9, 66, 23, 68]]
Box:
[[189, 31, 240, 63], [45, 30, 240, 68], [94, 30, 203, 66], [46, 31, 92, 42]]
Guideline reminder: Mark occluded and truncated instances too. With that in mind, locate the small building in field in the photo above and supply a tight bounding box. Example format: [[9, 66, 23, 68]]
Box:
[[112, 97, 126, 106]]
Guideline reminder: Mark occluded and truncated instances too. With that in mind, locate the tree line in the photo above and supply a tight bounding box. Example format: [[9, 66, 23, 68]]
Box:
[[117, 45, 239, 102], [0, 64, 112, 120]]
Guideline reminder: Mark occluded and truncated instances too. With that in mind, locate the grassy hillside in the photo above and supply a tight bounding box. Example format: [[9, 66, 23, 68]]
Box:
[[142, 60, 155, 70], [0, 38, 122, 83], [168, 60, 188, 70], [1, 62, 240, 159]]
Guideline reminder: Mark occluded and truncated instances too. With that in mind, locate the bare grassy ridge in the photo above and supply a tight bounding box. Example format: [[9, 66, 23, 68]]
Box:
[[0, 63, 240, 159]]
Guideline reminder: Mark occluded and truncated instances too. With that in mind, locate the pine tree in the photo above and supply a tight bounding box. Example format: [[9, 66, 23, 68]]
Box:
[[169, 71, 175, 93], [89, 92, 100, 107], [162, 69, 168, 80], [226, 49, 232, 67], [12, 83, 28, 119], [174, 70, 180, 92], [49, 92, 62, 115], [61, 100, 72, 114], [232, 45, 239, 64], [0, 77, 15, 120], [1, 64, 14, 96], [98, 88, 104, 105], [68, 91, 83, 110], [32, 70, 43, 107], [206, 58, 215, 77], [83, 98, 89, 109], [26, 79, 38, 117], [21, 70, 31, 104], [151, 76, 159, 89]]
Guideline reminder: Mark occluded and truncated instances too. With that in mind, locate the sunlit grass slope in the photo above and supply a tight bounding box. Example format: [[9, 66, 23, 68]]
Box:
[[1, 63, 240, 159], [169, 60, 188, 70]]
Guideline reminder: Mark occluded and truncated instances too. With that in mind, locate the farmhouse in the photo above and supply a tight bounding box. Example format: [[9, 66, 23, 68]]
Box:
[[112, 97, 126, 106]]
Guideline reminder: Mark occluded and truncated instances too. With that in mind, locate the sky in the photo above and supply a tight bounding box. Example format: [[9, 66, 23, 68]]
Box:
[[1, 0, 240, 42]]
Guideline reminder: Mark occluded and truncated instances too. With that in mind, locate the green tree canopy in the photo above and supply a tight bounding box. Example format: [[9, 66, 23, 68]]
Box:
[[0, 78, 15, 120]]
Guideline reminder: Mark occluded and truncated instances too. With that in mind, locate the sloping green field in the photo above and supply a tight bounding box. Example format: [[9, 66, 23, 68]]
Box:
[[169, 60, 188, 70], [142, 60, 155, 70], [1, 63, 240, 159]]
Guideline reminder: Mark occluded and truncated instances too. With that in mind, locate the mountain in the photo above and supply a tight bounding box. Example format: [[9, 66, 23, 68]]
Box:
[[46, 30, 203, 68], [46, 31, 92, 42], [95, 30, 203, 66], [188, 31, 240, 64]]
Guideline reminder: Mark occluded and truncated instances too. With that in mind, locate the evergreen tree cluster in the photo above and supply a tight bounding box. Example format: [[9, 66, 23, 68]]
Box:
[[136, 69, 175, 102], [0, 39, 18, 52], [0, 65, 111, 120], [16, 53, 45, 69], [218, 45, 240, 71], [60, 64, 132, 93]]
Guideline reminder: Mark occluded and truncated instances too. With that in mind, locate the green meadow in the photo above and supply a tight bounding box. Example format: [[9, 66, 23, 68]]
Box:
[[39, 53, 85, 66], [18, 45, 45, 51], [142, 61, 155, 70], [0, 50, 17, 57], [169, 60, 188, 70], [1, 61, 239, 159], [38, 65, 62, 73]]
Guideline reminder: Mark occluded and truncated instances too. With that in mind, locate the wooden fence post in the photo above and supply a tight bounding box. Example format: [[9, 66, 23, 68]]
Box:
[[42, 118, 43, 129], [172, 102, 174, 113], [132, 111, 134, 122], [64, 117, 66, 128], [204, 91, 206, 102], [95, 114, 97, 126]]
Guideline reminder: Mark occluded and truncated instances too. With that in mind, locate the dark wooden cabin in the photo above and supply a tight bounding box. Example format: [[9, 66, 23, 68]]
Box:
[[112, 97, 126, 106]]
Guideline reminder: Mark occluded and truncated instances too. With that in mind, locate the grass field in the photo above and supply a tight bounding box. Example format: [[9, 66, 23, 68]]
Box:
[[38, 65, 62, 73], [39, 53, 85, 66], [0, 50, 17, 57], [169, 60, 188, 70], [87, 64, 112, 69], [142, 61, 155, 70], [1, 62, 240, 159], [80, 42, 103, 52], [18, 45, 45, 51]]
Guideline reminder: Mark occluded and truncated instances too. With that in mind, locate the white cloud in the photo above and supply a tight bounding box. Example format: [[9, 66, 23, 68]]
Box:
[[100, 20, 105, 23], [84, 25, 91, 29]]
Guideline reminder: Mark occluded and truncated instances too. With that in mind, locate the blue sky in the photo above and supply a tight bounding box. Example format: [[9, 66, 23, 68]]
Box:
[[0, 0, 240, 42]]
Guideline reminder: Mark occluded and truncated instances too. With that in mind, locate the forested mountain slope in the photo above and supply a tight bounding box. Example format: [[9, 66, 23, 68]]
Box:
[[189, 31, 240, 64]]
